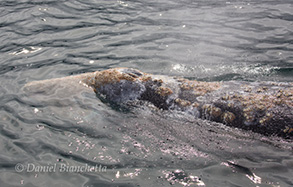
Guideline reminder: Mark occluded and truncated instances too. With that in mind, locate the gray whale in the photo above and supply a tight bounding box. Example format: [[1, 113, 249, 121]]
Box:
[[23, 68, 293, 138]]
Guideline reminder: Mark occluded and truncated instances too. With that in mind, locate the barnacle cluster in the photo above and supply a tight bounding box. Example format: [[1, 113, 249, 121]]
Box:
[[155, 86, 173, 97], [92, 68, 139, 89], [179, 79, 221, 96], [175, 98, 191, 107], [201, 104, 236, 124], [221, 111, 236, 124], [227, 87, 292, 126], [202, 104, 222, 118]]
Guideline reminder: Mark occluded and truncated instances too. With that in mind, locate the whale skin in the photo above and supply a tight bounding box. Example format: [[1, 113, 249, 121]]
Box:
[[23, 68, 293, 138]]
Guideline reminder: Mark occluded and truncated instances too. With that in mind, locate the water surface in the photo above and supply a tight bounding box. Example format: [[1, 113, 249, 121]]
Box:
[[0, 0, 292, 186]]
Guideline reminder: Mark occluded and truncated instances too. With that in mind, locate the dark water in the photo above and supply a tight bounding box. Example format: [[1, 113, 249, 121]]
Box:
[[0, 0, 293, 186]]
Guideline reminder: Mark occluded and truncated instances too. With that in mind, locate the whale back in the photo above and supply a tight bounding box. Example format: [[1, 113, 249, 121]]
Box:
[[23, 68, 293, 138]]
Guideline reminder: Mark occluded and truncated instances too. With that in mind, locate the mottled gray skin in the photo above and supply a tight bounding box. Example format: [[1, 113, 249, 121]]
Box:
[[176, 81, 293, 138], [23, 68, 293, 138], [91, 68, 293, 138]]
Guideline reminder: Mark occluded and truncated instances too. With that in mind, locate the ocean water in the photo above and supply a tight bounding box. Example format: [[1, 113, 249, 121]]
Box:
[[0, 0, 292, 186]]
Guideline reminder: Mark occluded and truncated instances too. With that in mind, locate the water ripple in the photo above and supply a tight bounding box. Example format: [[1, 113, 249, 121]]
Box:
[[0, 0, 293, 186]]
